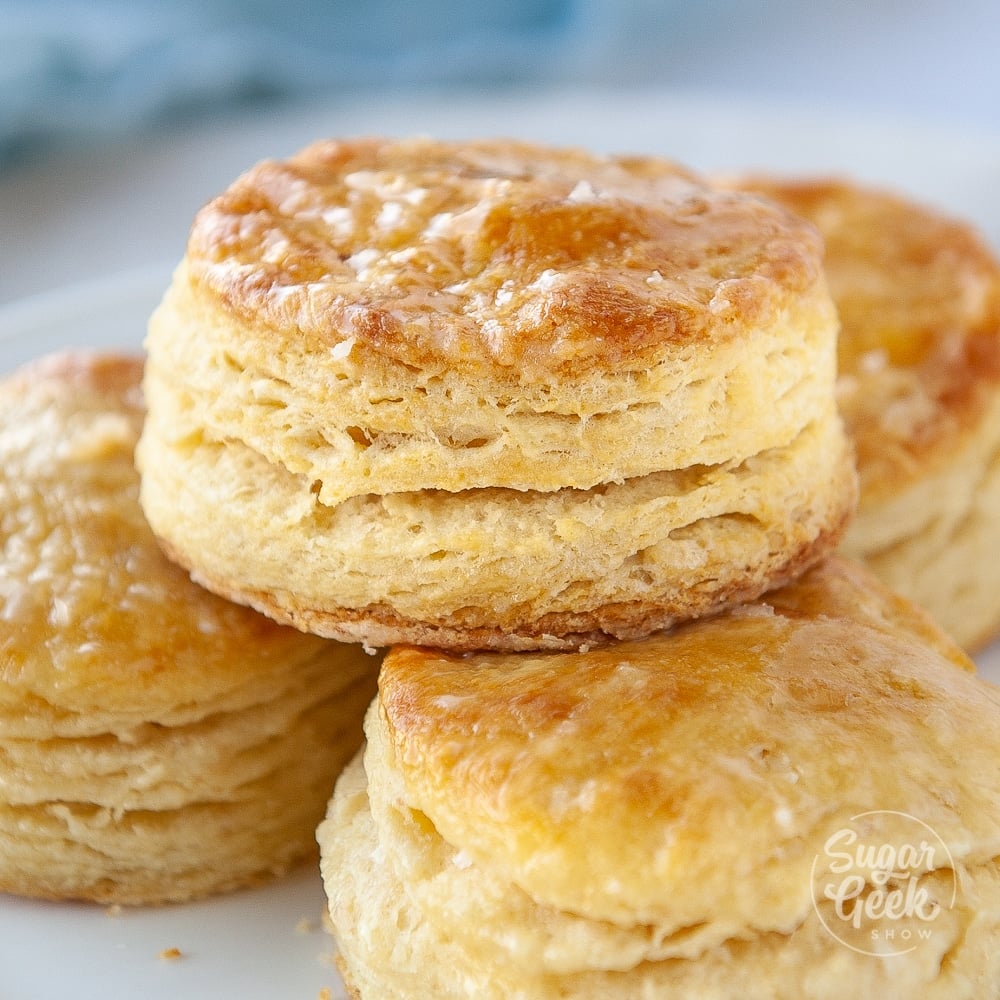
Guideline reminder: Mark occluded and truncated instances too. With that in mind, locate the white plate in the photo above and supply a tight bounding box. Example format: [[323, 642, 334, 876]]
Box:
[[1, 94, 999, 1000]]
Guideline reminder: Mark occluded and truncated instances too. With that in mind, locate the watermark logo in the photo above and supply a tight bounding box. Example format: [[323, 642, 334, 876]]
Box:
[[810, 810, 956, 957]]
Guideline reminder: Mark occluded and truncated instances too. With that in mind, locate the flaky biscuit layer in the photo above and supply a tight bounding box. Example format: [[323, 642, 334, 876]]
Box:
[[139, 137, 854, 650], [319, 558, 1000, 998], [727, 176, 1000, 648], [171, 137, 835, 503], [0, 352, 379, 904], [138, 400, 855, 651]]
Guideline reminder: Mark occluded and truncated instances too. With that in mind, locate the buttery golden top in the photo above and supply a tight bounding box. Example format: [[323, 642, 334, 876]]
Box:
[[731, 177, 1000, 498], [378, 557, 1000, 928], [186, 136, 826, 380], [0, 352, 347, 735]]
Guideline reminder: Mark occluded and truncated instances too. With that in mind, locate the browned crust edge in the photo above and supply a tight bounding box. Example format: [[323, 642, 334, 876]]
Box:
[[155, 496, 854, 654]]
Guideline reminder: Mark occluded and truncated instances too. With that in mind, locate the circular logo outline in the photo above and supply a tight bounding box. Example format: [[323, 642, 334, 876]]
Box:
[[810, 809, 957, 958]]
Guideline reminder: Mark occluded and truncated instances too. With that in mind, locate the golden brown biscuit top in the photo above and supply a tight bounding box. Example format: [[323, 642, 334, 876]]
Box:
[[730, 177, 1000, 496], [186, 137, 826, 380], [0, 352, 339, 731], [378, 558, 1000, 927]]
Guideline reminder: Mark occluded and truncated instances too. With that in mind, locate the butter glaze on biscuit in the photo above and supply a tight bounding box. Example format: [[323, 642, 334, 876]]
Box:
[[319, 558, 1000, 998], [189, 140, 822, 374], [139, 137, 856, 650], [0, 352, 379, 904], [161, 137, 836, 500], [729, 176, 1000, 649]]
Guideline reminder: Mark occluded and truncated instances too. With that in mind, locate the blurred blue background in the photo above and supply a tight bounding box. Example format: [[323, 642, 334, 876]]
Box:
[[2, 0, 999, 166], [1, 0, 584, 162], [1, 0, 998, 308], [4, 0, 626, 164]]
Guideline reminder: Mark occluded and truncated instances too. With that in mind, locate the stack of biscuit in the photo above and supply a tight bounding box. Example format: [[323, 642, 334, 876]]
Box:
[[132, 137, 1000, 995], [0, 352, 380, 904], [325, 560, 1000, 998], [135, 137, 855, 650], [130, 136, 1000, 996], [724, 176, 1000, 651], [8, 134, 998, 994]]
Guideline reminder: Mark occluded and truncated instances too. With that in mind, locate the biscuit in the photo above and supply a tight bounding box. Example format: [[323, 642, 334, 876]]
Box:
[[0, 352, 379, 905], [319, 557, 1000, 998], [137, 137, 856, 651], [726, 176, 1000, 649]]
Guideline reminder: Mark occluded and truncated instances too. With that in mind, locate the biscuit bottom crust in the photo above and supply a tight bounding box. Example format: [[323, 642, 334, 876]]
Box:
[[138, 407, 856, 651]]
